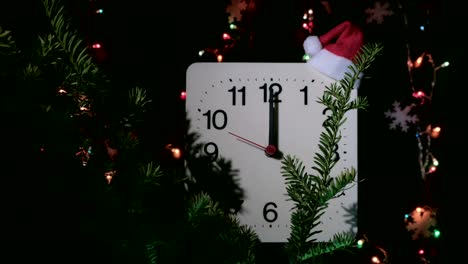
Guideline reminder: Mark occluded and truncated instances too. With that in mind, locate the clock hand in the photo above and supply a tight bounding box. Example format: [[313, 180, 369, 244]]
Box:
[[228, 132, 267, 151], [267, 89, 282, 158], [230, 131, 278, 156], [228, 131, 279, 156]]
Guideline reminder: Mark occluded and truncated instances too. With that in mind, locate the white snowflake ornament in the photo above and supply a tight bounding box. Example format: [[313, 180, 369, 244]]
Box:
[[405, 206, 437, 240], [226, 0, 248, 23], [365, 1, 394, 24], [384, 101, 419, 132]]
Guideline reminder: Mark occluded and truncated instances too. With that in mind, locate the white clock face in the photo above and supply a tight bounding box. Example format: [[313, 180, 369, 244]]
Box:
[[186, 62, 358, 243]]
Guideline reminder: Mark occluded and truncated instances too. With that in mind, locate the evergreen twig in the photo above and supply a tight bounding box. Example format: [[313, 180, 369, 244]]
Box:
[[281, 43, 383, 263]]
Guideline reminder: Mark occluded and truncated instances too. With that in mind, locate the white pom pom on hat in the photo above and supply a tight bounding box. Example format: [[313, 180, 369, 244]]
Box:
[[303, 20, 365, 85]]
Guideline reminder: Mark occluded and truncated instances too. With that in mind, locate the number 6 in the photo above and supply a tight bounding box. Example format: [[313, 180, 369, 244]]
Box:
[[263, 202, 278, 223]]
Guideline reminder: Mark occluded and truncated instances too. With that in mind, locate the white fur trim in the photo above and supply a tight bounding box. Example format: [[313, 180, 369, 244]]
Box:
[[307, 49, 352, 80], [306, 49, 363, 88], [303, 36, 322, 56]]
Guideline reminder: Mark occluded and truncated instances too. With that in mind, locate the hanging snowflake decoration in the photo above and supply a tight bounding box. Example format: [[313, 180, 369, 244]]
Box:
[[365, 1, 394, 24], [384, 101, 419, 132], [226, 0, 255, 23], [226, 0, 252, 23], [405, 206, 438, 240]]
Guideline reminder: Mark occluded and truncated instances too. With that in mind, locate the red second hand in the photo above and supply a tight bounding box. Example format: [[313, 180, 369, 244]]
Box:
[[228, 132, 266, 150]]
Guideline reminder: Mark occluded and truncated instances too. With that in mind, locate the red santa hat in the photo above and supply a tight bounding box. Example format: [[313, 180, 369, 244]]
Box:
[[303, 20, 365, 86]]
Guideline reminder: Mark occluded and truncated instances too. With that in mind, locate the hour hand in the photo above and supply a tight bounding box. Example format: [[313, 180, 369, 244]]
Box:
[[266, 89, 282, 159]]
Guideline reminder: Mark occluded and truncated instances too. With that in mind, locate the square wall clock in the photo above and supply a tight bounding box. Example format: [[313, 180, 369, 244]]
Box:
[[186, 62, 357, 243]]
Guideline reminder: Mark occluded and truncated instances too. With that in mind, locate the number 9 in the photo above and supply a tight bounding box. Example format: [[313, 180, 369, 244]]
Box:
[[203, 142, 218, 161]]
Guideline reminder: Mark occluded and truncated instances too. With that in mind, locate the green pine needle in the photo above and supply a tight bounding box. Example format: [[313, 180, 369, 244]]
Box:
[[281, 42, 383, 263]]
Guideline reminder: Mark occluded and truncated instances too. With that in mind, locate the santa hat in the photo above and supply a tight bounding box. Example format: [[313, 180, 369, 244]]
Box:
[[303, 20, 365, 86]]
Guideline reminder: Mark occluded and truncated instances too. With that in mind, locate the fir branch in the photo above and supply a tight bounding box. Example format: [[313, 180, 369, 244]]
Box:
[[0, 26, 20, 80], [141, 161, 163, 186], [22, 63, 42, 81], [42, 0, 104, 93], [121, 86, 153, 128], [184, 117, 245, 214], [281, 42, 383, 263], [129, 86, 153, 109], [217, 214, 259, 264], [318, 168, 357, 205], [0, 26, 17, 57], [300, 232, 356, 261], [187, 192, 223, 227], [282, 155, 328, 257], [185, 192, 259, 264], [38, 34, 60, 59]]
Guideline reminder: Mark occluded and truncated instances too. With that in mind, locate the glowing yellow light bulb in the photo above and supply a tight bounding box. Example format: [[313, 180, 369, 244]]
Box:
[[430, 126, 441, 138], [415, 55, 424, 68], [371, 256, 380, 263], [171, 148, 181, 159], [217, 54, 223, 62], [105, 170, 115, 184]]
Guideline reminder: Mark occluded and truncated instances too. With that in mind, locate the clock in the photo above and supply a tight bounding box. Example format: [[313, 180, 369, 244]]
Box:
[[185, 62, 358, 243]]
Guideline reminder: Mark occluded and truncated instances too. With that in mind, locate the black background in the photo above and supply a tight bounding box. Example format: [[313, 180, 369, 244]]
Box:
[[1, 0, 460, 263]]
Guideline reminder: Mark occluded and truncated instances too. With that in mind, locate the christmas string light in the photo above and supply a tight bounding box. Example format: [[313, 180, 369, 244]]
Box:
[[302, 8, 314, 33], [166, 144, 182, 159], [362, 3, 446, 263], [222, 33, 232, 40], [198, 0, 250, 62], [197, 29, 239, 62], [398, 0, 448, 181], [76, 146, 92, 166], [105, 170, 116, 184], [357, 235, 389, 264], [180, 91, 187, 100], [57, 87, 67, 94], [416, 125, 440, 179]]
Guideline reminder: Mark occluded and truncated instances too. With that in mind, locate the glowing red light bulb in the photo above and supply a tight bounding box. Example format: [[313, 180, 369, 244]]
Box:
[[222, 33, 231, 40]]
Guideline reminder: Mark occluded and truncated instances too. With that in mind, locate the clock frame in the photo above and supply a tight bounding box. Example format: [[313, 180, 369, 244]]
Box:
[[186, 62, 358, 243]]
